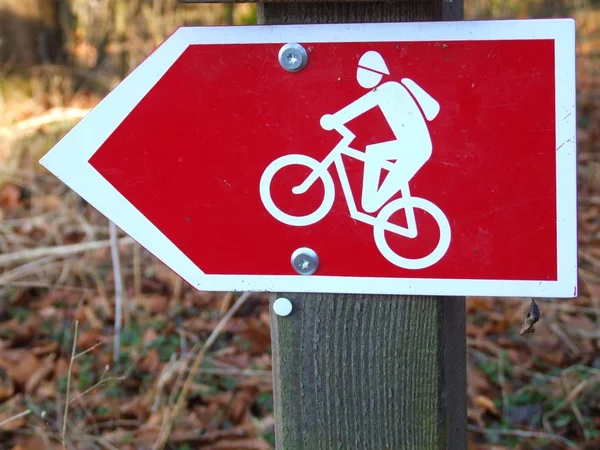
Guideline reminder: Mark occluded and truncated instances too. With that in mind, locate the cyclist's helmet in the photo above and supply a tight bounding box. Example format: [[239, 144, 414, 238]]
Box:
[[356, 51, 390, 88]]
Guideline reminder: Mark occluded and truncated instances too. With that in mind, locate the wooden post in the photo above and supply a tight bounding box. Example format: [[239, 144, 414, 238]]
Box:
[[258, 2, 466, 449]]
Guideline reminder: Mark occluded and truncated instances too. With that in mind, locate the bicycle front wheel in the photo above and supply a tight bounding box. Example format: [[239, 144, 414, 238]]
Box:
[[259, 154, 335, 227]]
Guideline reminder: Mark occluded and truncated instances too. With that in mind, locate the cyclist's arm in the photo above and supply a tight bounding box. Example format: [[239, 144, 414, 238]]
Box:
[[331, 90, 379, 124]]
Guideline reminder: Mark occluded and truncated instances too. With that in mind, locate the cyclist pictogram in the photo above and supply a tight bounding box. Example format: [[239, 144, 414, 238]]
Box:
[[260, 50, 451, 270]]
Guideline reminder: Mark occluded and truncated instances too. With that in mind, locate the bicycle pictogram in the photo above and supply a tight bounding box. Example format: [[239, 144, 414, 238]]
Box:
[[259, 50, 451, 270]]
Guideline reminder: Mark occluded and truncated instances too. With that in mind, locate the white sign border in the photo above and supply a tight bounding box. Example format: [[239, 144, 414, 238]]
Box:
[[40, 18, 578, 298]]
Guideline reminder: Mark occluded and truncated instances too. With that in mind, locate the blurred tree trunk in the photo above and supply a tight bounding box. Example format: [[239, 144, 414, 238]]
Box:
[[114, 0, 128, 78], [0, 0, 65, 69]]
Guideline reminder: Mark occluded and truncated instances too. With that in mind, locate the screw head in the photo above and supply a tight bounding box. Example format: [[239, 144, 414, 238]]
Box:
[[279, 43, 308, 72], [273, 297, 293, 317], [291, 247, 319, 275]]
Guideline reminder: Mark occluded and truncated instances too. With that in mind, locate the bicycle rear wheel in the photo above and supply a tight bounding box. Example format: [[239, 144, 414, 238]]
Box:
[[373, 197, 451, 269]]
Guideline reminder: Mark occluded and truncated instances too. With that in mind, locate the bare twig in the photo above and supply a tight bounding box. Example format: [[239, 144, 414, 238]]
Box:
[[109, 221, 124, 362], [171, 274, 183, 302], [0, 409, 31, 428], [0, 256, 59, 284], [468, 347, 560, 383], [133, 244, 142, 308], [179, 328, 187, 356], [579, 267, 600, 284], [56, 258, 73, 286], [73, 342, 103, 360], [85, 267, 112, 317], [568, 394, 588, 442], [0, 107, 90, 140], [31, 424, 52, 449], [0, 237, 135, 267], [0, 281, 92, 291], [497, 351, 509, 415], [219, 292, 234, 316], [153, 354, 188, 412], [467, 424, 578, 449], [557, 375, 587, 441], [85, 435, 121, 450], [154, 292, 251, 450], [71, 369, 127, 403], [548, 321, 581, 355], [166, 341, 202, 407], [467, 338, 502, 356], [580, 273, 600, 346], [194, 367, 272, 377], [543, 372, 600, 434], [62, 320, 79, 445], [82, 419, 142, 432], [579, 249, 600, 271]]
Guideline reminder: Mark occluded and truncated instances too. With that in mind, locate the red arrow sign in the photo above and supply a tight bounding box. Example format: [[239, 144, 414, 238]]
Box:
[[40, 20, 577, 297]]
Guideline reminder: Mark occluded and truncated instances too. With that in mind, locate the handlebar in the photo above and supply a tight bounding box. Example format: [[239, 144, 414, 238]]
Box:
[[321, 114, 355, 145], [334, 123, 354, 139]]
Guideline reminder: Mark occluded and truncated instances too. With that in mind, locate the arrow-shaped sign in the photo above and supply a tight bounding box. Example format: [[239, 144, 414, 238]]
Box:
[[40, 20, 578, 297]]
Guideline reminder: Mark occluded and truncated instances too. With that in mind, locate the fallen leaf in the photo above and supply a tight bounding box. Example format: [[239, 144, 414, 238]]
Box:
[[31, 341, 60, 357], [473, 395, 499, 415], [0, 370, 15, 401], [143, 327, 158, 345], [25, 357, 53, 394], [466, 322, 485, 338], [206, 439, 271, 450], [77, 329, 103, 351], [38, 305, 59, 320], [30, 194, 61, 211], [559, 312, 597, 332], [230, 386, 259, 424], [467, 366, 489, 399], [466, 297, 495, 313], [0, 395, 28, 431], [10, 435, 53, 450], [54, 357, 69, 379], [100, 428, 132, 445], [0, 350, 42, 387], [166, 427, 249, 444], [139, 348, 160, 373], [237, 320, 272, 354], [73, 305, 102, 330], [194, 402, 222, 428], [0, 183, 21, 210], [119, 397, 150, 420], [140, 295, 169, 314], [36, 380, 56, 400]]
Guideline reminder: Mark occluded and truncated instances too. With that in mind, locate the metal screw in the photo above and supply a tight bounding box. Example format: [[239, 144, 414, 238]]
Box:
[[291, 247, 319, 275], [273, 297, 293, 317], [279, 43, 308, 72]]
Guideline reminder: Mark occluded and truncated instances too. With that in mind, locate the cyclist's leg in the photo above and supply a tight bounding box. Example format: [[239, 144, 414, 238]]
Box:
[[363, 140, 425, 213], [362, 141, 400, 213], [376, 139, 432, 203]]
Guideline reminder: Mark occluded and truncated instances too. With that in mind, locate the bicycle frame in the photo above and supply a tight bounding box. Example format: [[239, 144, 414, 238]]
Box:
[[293, 124, 418, 238]]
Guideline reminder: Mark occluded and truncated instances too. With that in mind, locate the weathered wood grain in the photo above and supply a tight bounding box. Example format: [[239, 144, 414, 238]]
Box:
[[270, 293, 466, 449]]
